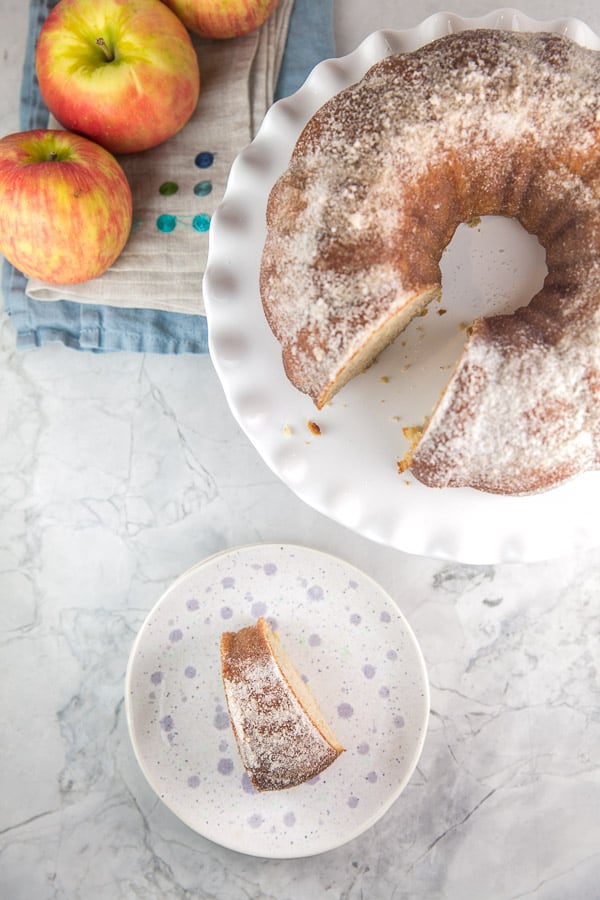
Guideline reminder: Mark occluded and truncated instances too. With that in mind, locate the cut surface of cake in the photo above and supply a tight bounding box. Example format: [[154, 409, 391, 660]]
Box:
[[220, 617, 344, 791]]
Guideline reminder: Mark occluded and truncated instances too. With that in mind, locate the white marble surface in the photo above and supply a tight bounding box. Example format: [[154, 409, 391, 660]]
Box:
[[1, 2, 600, 898]]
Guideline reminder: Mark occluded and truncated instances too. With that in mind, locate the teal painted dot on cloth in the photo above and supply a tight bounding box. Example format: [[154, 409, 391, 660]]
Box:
[[192, 214, 211, 233], [159, 181, 179, 196], [156, 214, 177, 233], [193, 180, 212, 197], [194, 151, 214, 169]]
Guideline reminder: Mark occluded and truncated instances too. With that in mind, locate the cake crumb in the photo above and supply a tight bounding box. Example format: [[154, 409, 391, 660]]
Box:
[[307, 420, 321, 435], [398, 424, 424, 474], [379, 375, 389, 383], [403, 425, 423, 443], [438, 308, 447, 316], [283, 424, 293, 436]]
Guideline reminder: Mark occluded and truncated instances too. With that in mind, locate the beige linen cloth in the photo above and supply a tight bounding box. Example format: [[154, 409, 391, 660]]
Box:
[[26, 0, 293, 316]]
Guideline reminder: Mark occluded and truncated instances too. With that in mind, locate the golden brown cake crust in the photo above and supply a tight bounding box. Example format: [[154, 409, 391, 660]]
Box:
[[221, 618, 344, 791], [260, 29, 600, 495]]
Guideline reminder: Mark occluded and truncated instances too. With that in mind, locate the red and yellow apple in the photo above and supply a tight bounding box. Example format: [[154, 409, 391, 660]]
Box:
[[160, 0, 281, 39], [0, 129, 133, 285], [35, 0, 200, 154]]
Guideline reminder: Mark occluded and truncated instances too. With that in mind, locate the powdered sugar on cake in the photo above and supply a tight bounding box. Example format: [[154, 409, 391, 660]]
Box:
[[260, 29, 600, 494], [222, 653, 339, 790], [220, 618, 343, 791]]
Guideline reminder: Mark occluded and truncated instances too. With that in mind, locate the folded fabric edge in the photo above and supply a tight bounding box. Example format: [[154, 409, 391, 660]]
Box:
[[274, 0, 335, 100], [2, 255, 209, 353]]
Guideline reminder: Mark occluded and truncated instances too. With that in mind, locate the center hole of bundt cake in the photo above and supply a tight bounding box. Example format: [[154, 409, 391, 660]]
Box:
[[398, 216, 548, 380], [440, 215, 548, 321], [382, 216, 548, 428]]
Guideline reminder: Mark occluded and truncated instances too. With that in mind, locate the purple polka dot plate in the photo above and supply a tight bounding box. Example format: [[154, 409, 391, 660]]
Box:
[[125, 543, 429, 858], [203, 12, 600, 565]]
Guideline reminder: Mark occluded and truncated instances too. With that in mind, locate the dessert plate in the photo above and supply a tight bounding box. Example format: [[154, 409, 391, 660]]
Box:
[[204, 9, 600, 564], [125, 544, 429, 858]]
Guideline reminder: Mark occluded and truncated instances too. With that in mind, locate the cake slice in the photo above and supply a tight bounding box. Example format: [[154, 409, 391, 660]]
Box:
[[220, 617, 344, 791]]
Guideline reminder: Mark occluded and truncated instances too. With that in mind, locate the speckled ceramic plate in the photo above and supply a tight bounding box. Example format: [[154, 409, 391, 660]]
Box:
[[204, 10, 600, 565], [125, 544, 429, 858]]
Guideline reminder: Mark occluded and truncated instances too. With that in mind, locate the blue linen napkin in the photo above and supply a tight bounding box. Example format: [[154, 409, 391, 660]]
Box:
[[1, 0, 335, 353]]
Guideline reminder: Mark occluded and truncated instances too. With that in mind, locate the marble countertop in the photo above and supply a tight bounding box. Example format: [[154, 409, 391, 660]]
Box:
[[1, 2, 599, 898]]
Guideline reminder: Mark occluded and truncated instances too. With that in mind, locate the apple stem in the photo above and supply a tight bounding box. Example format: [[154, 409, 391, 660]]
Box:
[[96, 37, 114, 62]]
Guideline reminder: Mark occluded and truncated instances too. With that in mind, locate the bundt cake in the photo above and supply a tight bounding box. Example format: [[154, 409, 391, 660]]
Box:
[[220, 617, 344, 791], [259, 29, 600, 495]]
